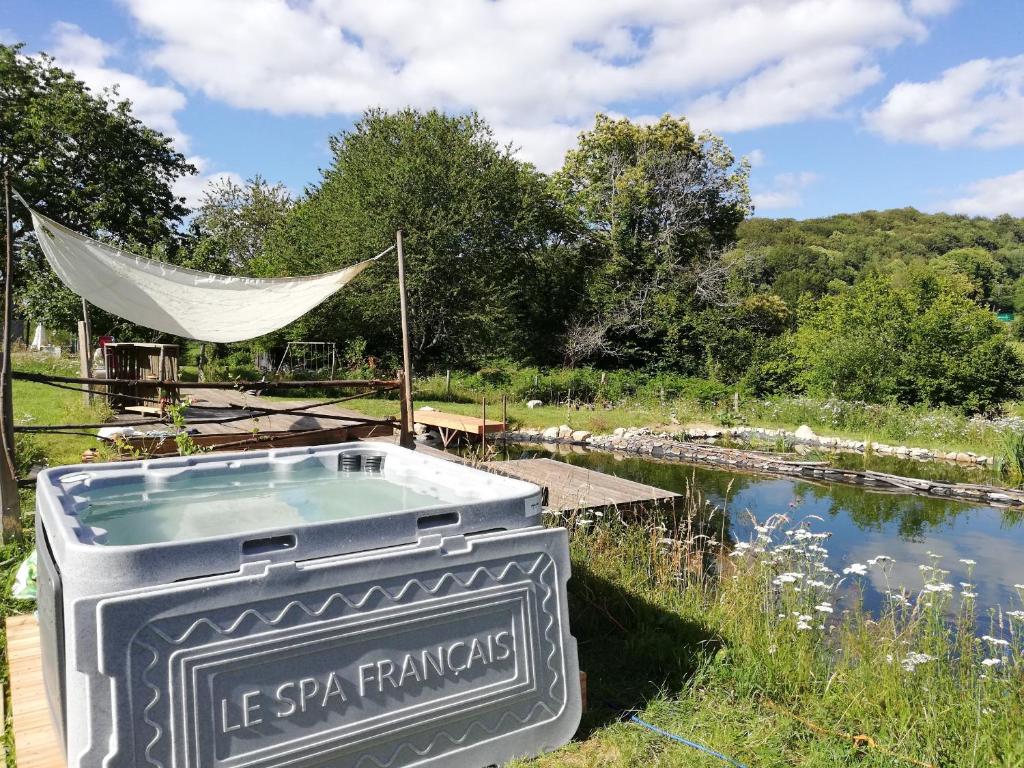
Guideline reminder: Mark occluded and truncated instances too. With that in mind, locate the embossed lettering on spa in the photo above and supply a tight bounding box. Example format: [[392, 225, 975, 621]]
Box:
[[219, 630, 515, 733]]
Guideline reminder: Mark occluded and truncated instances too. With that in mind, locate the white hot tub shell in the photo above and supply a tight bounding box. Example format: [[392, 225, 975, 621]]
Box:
[[35, 442, 581, 767]]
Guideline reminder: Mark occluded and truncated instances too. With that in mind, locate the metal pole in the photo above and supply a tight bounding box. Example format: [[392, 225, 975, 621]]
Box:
[[1, 172, 23, 542], [396, 230, 415, 449]]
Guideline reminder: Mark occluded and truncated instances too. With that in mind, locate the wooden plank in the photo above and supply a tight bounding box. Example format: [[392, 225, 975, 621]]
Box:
[[412, 410, 506, 436], [6, 614, 64, 768], [123, 405, 162, 417]]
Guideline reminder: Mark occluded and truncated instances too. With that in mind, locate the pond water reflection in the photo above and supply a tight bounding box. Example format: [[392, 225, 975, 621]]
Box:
[[500, 444, 1024, 616]]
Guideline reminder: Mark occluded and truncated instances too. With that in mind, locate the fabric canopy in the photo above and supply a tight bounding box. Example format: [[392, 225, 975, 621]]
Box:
[[21, 201, 385, 342]]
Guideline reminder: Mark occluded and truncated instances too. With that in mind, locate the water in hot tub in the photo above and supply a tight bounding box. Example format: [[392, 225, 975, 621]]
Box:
[[77, 463, 461, 546]]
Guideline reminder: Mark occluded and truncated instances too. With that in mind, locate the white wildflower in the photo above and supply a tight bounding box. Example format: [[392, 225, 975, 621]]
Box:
[[981, 658, 1002, 667], [1007, 610, 1024, 620], [923, 583, 953, 593], [796, 620, 812, 631], [959, 558, 976, 566], [867, 555, 892, 566], [901, 652, 934, 672], [981, 635, 1010, 648], [814, 603, 834, 614], [961, 591, 977, 599], [843, 563, 868, 576]]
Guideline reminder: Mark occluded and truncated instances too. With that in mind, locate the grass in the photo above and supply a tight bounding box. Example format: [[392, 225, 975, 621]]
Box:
[[511, 497, 1024, 767], [197, 353, 1024, 459], [11, 350, 113, 469], [340, 385, 1020, 460]]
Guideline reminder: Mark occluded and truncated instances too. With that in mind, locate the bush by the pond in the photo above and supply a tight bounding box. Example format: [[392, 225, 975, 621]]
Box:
[[521, 490, 1024, 767]]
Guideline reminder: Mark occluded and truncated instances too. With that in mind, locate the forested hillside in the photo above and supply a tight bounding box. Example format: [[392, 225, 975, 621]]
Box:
[[738, 210, 1024, 312]]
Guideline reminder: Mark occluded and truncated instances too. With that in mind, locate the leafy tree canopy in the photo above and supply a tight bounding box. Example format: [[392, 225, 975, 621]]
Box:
[[551, 114, 752, 369], [791, 268, 1023, 413], [0, 43, 194, 333], [259, 108, 569, 366]]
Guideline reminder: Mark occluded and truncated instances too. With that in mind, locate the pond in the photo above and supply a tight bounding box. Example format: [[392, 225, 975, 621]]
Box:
[[498, 443, 1024, 618]]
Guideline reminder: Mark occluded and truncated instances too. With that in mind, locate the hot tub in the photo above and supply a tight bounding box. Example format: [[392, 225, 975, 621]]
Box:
[[36, 442, 581, 768]]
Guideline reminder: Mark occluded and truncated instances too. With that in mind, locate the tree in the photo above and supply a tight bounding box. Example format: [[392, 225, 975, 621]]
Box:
[[0, 43, 194, 333], [186, 176, 292, 274], [551, 114, 751, 368], [792, 271, 1023, 412], [260, 109, 569, 366]]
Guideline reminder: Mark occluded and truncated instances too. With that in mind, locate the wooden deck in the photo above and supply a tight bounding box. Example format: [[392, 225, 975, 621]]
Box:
[[112, 387, 394, 455], [6, 615, 62, 768]]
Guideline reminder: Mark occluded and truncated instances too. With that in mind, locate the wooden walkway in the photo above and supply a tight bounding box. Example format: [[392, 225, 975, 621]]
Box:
[[406, 444, 678, 513], [6, 615, 62, 768], [496, 457, 677, 512]]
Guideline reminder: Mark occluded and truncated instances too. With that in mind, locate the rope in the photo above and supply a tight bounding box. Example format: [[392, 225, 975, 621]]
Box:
[[629, 716, 749, 768]]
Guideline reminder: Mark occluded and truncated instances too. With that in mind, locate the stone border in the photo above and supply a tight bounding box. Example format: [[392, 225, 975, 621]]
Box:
[[519, 423, 993, 466], [501, 426, 1024, 509]]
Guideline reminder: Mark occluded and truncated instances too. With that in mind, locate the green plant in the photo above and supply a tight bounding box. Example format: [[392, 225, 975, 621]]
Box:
[[167, 400, 206, 456], [13, 433, 49, 475], [1002, 429, 1024, 483]]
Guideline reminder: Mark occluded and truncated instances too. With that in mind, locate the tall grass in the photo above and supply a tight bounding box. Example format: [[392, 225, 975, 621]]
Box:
[[1000, 429, 1024, 483], [519, 487, 1024, 767]]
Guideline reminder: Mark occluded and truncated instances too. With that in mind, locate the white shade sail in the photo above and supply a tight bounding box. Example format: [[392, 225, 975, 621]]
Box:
[[23, 202, 385, 343]]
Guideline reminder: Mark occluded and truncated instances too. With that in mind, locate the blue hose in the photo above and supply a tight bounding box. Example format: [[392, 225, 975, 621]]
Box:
[[629, 715, 750, 768]]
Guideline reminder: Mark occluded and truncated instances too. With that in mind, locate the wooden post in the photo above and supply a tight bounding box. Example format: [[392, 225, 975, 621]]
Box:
[[398, 369, 411, 446], [502, 395, 508, 443], [445, 369, 451, 401], [1, 173, 22, 542], [77, 321, 90, 406], [396, 230, 415, 449], [81, 297, 92, 377], [481, 396, 487, 454]]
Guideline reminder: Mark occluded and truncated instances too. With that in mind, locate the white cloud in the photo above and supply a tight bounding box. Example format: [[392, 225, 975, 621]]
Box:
[[50, 22, 191, 150], [172, 156, 244, 209], [118, 0, 940, 170], [936, 169, 1024, 217], [746, 149, 766, 167], [909, 0, 959, 15], [688, 47, 882, 132], [865, 55, 1024, 148], [752, 171, 820, 211]]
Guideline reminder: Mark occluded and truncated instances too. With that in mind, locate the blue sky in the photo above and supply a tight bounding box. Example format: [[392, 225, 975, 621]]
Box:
[[3, 0, 1023, 219]]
